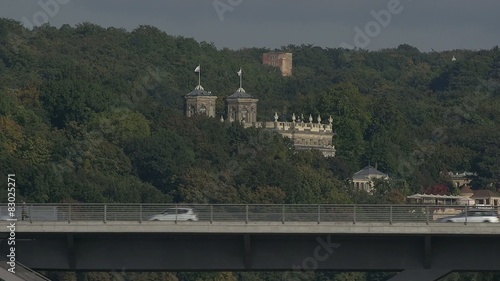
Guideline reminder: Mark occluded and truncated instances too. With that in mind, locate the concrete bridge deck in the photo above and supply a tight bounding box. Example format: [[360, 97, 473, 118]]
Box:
[[1, 204, 499, 281], [4, 220, 500, 235]]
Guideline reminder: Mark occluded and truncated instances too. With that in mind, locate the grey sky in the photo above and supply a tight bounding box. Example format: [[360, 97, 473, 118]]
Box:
[[2, 0, 500, 51]]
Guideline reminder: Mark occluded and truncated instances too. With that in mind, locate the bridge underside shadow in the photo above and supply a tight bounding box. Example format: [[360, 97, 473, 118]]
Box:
[[2, 233, 500, 281]]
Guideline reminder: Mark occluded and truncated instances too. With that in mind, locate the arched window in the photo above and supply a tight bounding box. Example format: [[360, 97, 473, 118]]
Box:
[[241, 108, 248, 122], [189, 106, 196, 116], [231, 107, 237, 121], [199, 105, 207, 115]]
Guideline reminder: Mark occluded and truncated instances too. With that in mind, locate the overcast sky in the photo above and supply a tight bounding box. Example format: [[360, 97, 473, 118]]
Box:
[[2, 0, 499, 51]]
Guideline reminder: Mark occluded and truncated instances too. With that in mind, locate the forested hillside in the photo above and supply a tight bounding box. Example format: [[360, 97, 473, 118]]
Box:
[[1, 18, 500, 280]]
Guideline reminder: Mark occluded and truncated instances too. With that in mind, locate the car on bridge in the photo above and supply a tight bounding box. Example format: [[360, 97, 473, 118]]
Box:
[[438, 209, 499, 223], [147, 207, 199, 221]]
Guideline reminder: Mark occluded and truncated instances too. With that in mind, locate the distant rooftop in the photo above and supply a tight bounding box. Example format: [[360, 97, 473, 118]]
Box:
[[352, 165, 388, 180], [460, 185, 474, 194], [186, 85, 214, 97], [471, 190, 500, 199], [407, 193, 465, 200], [445, 171, 477, 178], [227, 87, 255, 99]]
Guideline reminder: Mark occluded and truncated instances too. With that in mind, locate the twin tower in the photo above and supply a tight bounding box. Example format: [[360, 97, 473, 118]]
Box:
[[184, 82, 336, 157], [185, 84, 257, 124]]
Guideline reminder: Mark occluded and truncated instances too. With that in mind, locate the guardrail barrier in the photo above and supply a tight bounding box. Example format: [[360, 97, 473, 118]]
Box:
[[1, 204, 496, 225]]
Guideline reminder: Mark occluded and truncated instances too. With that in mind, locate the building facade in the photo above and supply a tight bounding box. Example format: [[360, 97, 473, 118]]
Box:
[[263, 52, 293, 76], [258, 113, 335, 157], [445, 171, 476, 188], [407, 186, 500, 207], [351, 165, 389, 192], [225, 87, 258, 123], [185, 83, 335, 157], [185, 85, 218, 118]]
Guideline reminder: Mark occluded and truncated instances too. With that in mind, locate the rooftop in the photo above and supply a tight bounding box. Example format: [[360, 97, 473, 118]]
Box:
[[186, 85, 214, 97], [460, 185, 474, 194], [407, 193, 466, 200], [227, 87, 255, 99], [471, 190, 500, 199], [352, 165, 388, 180]]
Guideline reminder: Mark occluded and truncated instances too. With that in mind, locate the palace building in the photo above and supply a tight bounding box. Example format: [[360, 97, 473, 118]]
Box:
[[184, 68, 335, 157]]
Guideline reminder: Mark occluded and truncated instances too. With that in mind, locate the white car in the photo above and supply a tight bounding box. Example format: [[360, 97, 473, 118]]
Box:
[[439, 209, 499, 223], [148, 208, 199, 221]]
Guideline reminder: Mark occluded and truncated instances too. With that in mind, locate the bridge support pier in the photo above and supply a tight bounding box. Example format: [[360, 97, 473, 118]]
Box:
[[387, 269, 451, 281], [387, 235, 451, 281]]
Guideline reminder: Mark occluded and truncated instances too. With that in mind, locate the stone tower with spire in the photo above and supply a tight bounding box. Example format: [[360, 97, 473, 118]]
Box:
[[185, 85, 218, 118], [225, 87, 258, 125]]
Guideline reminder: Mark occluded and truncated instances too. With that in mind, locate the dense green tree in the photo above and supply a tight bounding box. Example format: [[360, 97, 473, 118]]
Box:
[[41, 79, 117, 127], [125, 129, 195, 195], [0, 18, 499, 280], [88, 108, 151, 146]]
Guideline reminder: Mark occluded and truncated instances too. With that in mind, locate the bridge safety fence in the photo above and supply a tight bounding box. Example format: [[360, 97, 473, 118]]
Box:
[[0, 204, 497, 224]]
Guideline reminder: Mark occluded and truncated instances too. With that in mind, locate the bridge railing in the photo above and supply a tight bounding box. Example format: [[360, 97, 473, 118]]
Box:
[[1, 204, 496, 224]]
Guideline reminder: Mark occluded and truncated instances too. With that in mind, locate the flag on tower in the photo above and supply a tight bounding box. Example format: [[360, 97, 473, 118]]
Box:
[[194, 65, 201, 73], [237, 68, 242, 76]]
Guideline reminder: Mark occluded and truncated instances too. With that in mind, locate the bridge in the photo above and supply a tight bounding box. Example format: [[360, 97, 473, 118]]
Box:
[[1, 203, 500, 281]]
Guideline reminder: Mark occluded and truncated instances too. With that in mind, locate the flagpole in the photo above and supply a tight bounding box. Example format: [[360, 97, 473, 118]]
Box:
[[239, 68, 242, 89], [198, 64, 201, 86]]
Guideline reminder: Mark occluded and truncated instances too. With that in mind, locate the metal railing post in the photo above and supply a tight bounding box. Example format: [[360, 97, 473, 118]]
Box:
[[282, 205, 285, 224], [317, 205, 321, 224], [353, 205, 356, 224], [175, 204, 178, 224], [464, 205, 468, 225], [426, 206, 430, 225], [245, 205, 249, 224], [29, 204, 33, 223], [210, 205, 213, 224], [139, 204, 143, 223], [389, 205, 393, 225], [104, 205, 107, 223], [68, 204, 71, 223]]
